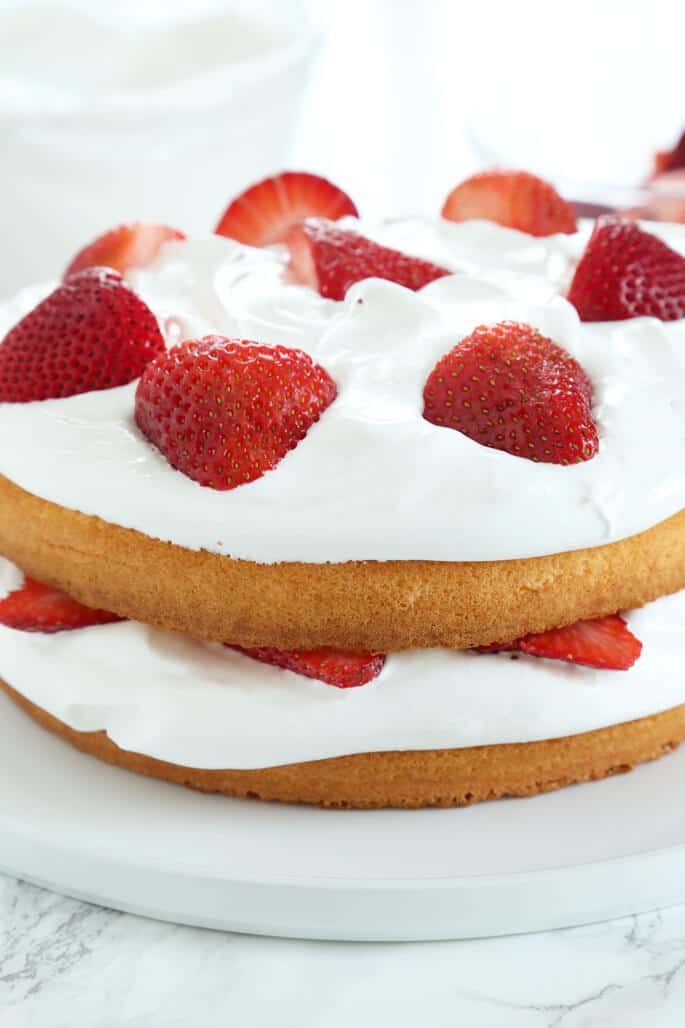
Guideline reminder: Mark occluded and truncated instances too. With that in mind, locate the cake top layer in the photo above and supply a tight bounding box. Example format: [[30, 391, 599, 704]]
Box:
[[0, 216, 684, 564]]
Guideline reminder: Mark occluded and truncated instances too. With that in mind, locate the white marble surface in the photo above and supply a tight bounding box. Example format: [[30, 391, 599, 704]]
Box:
[[2, 876, 685, 1026], [3, 1, 685, 1025]]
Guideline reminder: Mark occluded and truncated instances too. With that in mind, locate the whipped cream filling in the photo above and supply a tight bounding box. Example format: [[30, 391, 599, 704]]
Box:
[[0, 218, 684, 564], [0, 557, 682, 768]]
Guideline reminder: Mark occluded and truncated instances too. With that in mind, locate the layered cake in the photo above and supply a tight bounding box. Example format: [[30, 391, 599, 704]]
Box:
[[0, 169, 684, 808]]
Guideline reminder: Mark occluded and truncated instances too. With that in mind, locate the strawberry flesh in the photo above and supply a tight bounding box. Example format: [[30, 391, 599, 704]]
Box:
[[0, 577, 122, 633], [423, 321, 598, 465], [231, 645, 386, 689], [215, 172, 358, 247], [65, 223, 185, 279], [287, 218, 449, 300], [567, 217, 685, 322], [0, 268, 165, 402], [135, 335, 337, 490], [441, 170, 577, 237], [652, 130, 685, 178], [479, 614, 642, 671]]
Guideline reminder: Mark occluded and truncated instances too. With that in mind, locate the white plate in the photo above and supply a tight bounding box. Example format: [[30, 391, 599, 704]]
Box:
[[3, 690, 685, 941]]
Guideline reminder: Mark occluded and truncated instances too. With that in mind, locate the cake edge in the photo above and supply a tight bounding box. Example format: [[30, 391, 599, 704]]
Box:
[[4, 677, 684, 809]]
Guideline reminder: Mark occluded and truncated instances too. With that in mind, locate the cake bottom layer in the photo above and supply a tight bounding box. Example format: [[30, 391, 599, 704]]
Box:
[[4, 679, 684, 809]]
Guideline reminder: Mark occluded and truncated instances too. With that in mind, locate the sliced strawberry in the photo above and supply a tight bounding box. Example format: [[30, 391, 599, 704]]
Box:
[[135, 335, 336, 490], [567, 217, 685, 322], [64, 223, 185, 279], [287, 218, 449, 300], [0, 268, 165, 402], [518, 614, 642, 670], [423, 321, 598, 465], [441, 170, 577, 237], [477, 614, 642, 671], [652, 130, 685, 178], [0, 577, 122, 633], [231, 645, 386, 689], [215, 172, 358, 247]]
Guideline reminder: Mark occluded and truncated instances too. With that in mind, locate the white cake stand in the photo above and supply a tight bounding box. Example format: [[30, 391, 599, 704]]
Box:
[[2, 689, 685, 941]]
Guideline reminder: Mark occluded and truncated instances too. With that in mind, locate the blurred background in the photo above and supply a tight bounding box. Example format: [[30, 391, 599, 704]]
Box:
[[1, 0, 684, 293]]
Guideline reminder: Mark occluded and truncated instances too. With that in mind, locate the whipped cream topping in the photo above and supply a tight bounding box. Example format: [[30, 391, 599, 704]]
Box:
[[0, 557, 682, 768], [0, 218, 684, 564]]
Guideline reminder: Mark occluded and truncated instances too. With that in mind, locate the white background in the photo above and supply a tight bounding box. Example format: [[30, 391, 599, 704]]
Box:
[[298, 0, 684, 212]]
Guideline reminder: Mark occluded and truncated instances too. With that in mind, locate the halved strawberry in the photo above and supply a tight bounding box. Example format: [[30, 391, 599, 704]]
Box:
[[0, 268, 166, 402], [422, 321, 598, 465], [230, 645, 386, 689], [135, 336, 337, 490], [64, 223, 185, 279], [215, 172, 358, 247], [479, 614, 642, 671], [441, 170, 577, 237], [567, 217, 685, 322], [0, 578, 122, 633], [288, 218, 449, 300]]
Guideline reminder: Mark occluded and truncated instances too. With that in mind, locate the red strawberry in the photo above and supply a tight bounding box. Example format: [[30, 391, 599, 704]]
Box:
[[441, 170, 577, 237], [215, 172, 358, 246], [0, 577, 122, 633], [287, 218, 449, 300], [567, 217, 685, 322], [231, 645, 385, 689], [135, 336, 336, 490], [652, 130, 685, 178], [479, 614, 642, 671], [0, 268, 165, 402], [422, 321, 598, 465], [64, 223, 185, 279]]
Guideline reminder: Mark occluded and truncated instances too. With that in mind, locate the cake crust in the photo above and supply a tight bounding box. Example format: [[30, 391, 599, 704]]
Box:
[[3, 678, 684, 809], [1, 475, 683, 650]]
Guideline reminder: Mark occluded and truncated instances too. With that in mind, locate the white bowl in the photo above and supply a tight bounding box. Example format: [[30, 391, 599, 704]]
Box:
[[0, 0, 319, 293]]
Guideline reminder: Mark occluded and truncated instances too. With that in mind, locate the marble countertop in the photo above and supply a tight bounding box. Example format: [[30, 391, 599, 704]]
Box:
[[2, 876, 685, 1027]]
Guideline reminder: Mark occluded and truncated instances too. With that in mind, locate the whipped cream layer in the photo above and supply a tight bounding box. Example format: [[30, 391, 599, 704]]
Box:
[[0, 558, 683, 768], [0, 219, 684, 564]]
